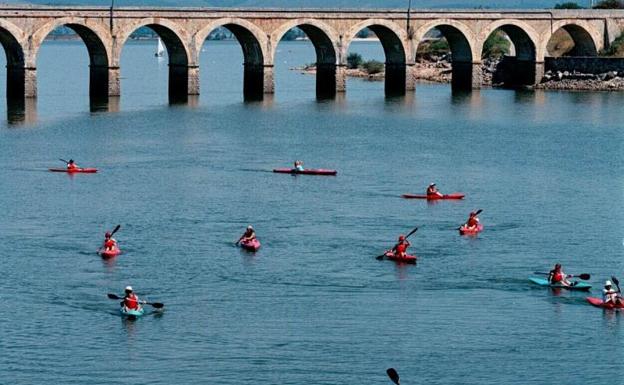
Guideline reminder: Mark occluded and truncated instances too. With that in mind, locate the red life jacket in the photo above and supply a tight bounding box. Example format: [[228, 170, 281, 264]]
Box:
[[552, 271, 564, 283], [67, 163, 78, 170], [104, 239, 116, 249], [395, 243, 408, 254], [467, 217, 479, 227], [124, 294, 139, 309]]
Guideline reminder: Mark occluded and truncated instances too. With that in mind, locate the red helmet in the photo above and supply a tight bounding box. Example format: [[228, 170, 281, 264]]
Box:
[[105, 232, 112, 238], [398, 235, 405, 241]]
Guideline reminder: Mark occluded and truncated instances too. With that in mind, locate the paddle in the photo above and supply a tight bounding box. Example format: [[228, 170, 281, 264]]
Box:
[[107, 293, 164, 309], [612, 276, 621, 293], [386, 368, 400, 385], [59, 158, 69, 164], [533, 272, 590, 280], [376, 227, 418, 260]]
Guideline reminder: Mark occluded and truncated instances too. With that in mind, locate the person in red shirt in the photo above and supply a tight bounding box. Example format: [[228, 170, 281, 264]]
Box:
[[122, 286, 141, 311], [392, 235, 411, 258], [66, 159, 79, 170], [548, 264, 572, 286], [465, 211, 480, 230], [103, 231, 117, 251], [426, 183, 443, 198]]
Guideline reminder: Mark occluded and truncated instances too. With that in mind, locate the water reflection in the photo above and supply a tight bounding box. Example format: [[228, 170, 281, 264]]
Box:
[[7, 97, 37, 125]]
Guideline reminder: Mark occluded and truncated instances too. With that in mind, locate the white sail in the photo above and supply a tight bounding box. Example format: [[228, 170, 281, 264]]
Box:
[[155, 38, 165, 57]]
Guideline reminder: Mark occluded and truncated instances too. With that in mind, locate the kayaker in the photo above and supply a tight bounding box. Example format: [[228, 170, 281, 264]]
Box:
[[121, 286, 142, 311], [426, 183, 443, 198], [294, 160, 304, 172], [464, 211, 480, 230], [603, 281, 623, 305], [392, 235, 411, 258], [66, 159, 79, 170], [103, 231, 117, 251], [548, 264, 572, 286], [238, 225, 256, 243]]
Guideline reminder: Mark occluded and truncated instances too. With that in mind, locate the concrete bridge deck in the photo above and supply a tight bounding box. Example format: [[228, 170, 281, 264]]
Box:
[[0, 6, 622, 101]]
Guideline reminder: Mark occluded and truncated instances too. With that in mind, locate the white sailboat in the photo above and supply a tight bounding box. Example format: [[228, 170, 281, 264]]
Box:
[[155, 37, 165, 57]]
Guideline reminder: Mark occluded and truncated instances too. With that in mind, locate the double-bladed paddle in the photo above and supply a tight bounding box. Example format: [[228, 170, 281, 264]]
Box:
[[612, 276, 621, 293], [376, 227, 418, 260], [386, 368, 400, 385], [533, 272, 591, 280], [107, 293, 164, 308]]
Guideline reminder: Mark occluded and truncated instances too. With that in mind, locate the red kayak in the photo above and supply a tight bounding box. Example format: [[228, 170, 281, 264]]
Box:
[[586, 297, 624, 309], [240, 238, 261, 252], [384, 251, 417, 264], [273, 168, 337, 176], [402, 193, 465, 200], [49, 168, 98, 173], [459, 224, 484, 235], [99, 248, 121, 259]]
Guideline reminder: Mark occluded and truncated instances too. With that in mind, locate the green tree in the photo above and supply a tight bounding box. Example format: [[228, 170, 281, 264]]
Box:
[[362, 60, 384, 75], [347, 52, 363, 69], [593, 0, 624, 8], [554, 2, 583, 8], [482, 31, 511, 59]]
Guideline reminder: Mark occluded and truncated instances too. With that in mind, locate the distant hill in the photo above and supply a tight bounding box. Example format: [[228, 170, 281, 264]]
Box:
[[6, 0, 569, 9]]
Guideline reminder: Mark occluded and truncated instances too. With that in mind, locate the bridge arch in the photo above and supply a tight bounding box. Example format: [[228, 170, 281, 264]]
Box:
[[0, 19, 27, 99], [543, 20, 602, 57], [116, 18, 193, 99], [478, 20, 541, 87], [195, 18, 267, 100], [414, 20, 477, 90], [344, 19, 410, 95], [272, 19, 340, 97], [29, 18, 112, 98]]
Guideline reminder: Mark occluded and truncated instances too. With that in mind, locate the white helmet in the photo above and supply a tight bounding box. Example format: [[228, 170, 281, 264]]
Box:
[[247, 225, 254, 230], [605, 281, 612, 287], [125, 286, 133, 292]]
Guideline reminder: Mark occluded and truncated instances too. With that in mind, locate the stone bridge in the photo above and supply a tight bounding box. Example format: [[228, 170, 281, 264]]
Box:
[[1, 5, 623, 101]]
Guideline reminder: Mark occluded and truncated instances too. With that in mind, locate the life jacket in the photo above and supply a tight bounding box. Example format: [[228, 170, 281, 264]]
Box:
[[552, 271, 564, 283], [124, 294, 139, 309], [395, 242, 408, 254], [427, 186, 437, 195], [467, 217, 479, 227], [104, 239, 116, 249], [67, 163, 78, 170]]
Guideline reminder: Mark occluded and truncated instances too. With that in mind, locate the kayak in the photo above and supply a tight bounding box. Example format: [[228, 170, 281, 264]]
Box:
[[120, 306, 145, 320], [383, 251, 417, 264], [99, 248, 121, 259], [459, 224, 484, 235], [402, 193, 465, 200], [273, 168, 337, 176], [529, 277, 592, 291], [586, 297, 624, 309], [49, 168, 98, 173], [240, 238, 261, 252]]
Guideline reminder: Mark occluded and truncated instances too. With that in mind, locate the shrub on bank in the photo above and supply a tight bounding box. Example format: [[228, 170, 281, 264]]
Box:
[[362, 60, 384, 75]]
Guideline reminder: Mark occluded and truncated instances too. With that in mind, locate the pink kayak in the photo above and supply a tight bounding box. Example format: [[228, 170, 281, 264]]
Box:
[[49, 168, 98, 173], [459, 224, 484, 235], [240, 238, 261, 252], [586, 297, 624, 309], [384, 251, 417, 264], [273, 168, 337, 176], [402, 193, 465, 200], [99, 248, 121, 259]]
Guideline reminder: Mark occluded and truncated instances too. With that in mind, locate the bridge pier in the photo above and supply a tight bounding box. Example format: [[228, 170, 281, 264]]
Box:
[[316, 63, 337, 98], [385, 63, 407, 96], [336, 64, 346, 93], [406, 63, 417, 91], [493, 58, 545, 88], [242, 63, 269, 100], [451, 61, 482, 91], [168, 64, 200, 100]]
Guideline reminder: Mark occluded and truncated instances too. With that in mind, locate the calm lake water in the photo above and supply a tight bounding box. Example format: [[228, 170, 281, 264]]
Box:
[[0, 40, 623, 385]]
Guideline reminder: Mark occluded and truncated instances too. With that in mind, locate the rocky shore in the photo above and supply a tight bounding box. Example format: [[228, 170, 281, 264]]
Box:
[[293, 58, 624, 91]]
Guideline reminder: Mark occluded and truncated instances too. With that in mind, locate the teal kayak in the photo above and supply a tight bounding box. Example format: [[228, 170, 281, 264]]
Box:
[[529, 277, 592, 291], [120, 307, 145, 320]]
